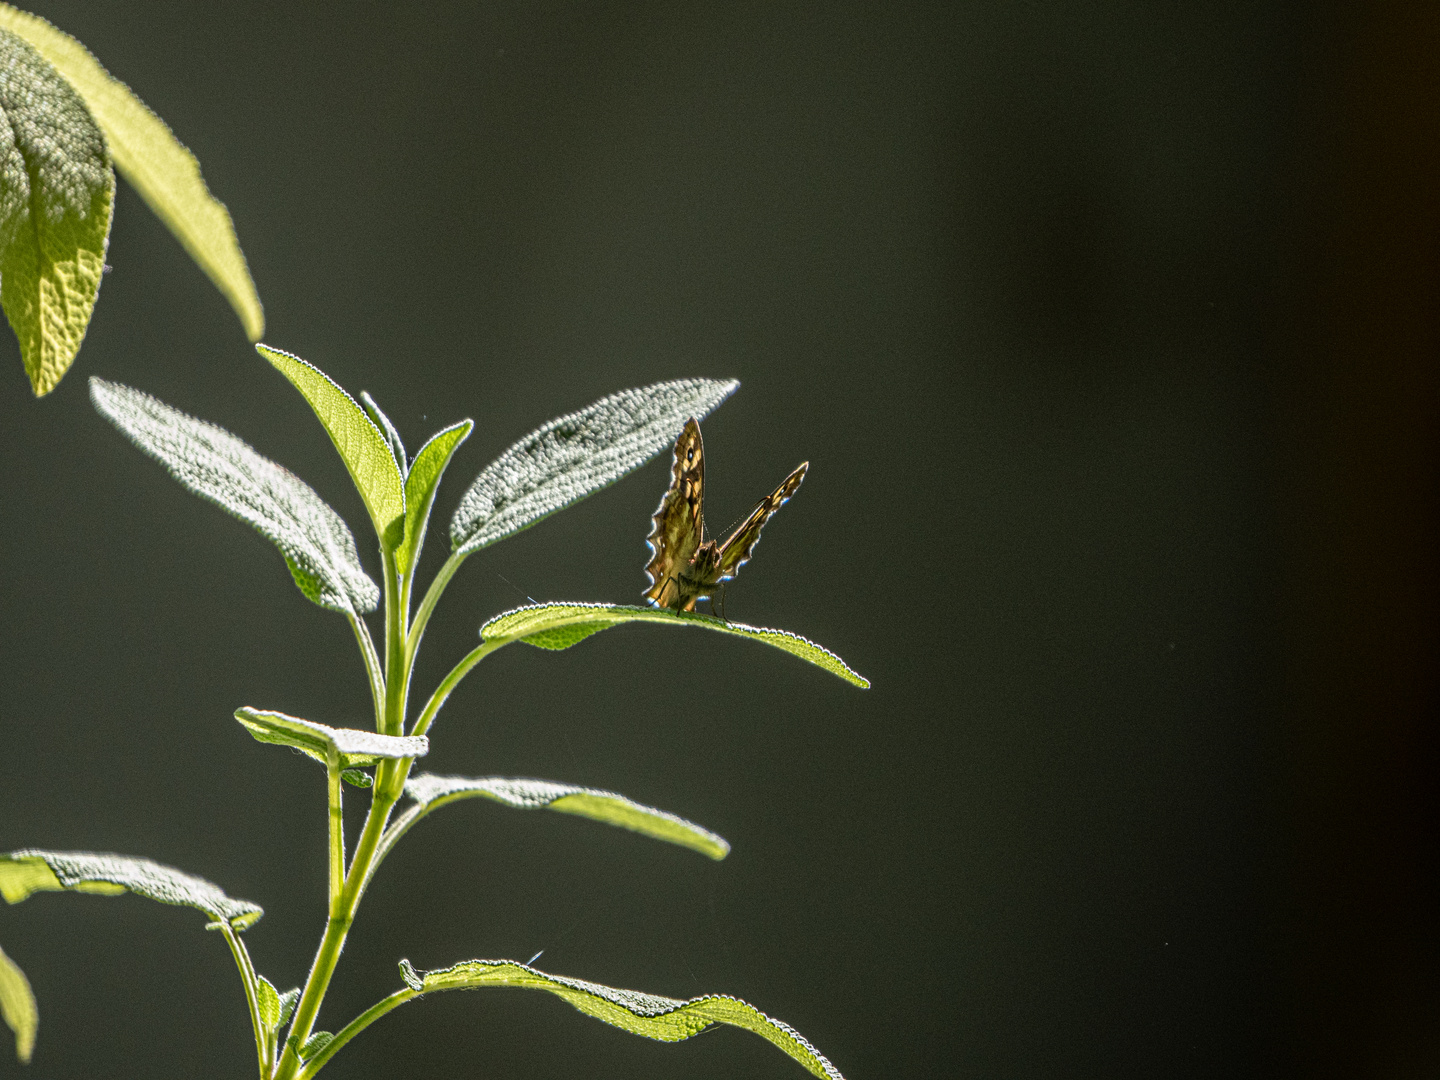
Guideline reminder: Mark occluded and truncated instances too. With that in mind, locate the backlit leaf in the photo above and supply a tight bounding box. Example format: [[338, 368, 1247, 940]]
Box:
[[449, 378, 737, 557], [0, 3, 264, 341], [0, 940, 36, 1063], [91, 377, 378, 615], [234, 708, 427, 767], [403, 958, 844, 1079], [0, 849, 263, 931], [481, 603, 869, 688], [401, 773, 729, 860], [396, 419, 472, 577], [258, 346, 406, 550], [0, 25, 113, 395]]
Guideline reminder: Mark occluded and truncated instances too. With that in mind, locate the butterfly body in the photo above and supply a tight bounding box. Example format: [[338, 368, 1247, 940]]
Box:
[[644, 418, 807, 612]]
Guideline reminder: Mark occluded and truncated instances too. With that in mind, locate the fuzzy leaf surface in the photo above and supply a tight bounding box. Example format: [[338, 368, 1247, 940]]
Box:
[[397, 419, 471, 576], [449, 378, 737, 556], [402, 773, 729, 860], [482, 603, 869, 687], [0, 850, 262, 930], [0, 941, 35, 1063], [0, 26, 113, 395], [0, 3, 263, 340], [90, 377, 378, 614], [403, 958, 844, 1079], [257, 345, 406, 550], [235, 708, 427, 767]]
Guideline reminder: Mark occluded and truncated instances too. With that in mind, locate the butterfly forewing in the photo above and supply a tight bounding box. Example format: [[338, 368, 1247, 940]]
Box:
[[715, 461, 808, 580], [643, 418, 706, 607]]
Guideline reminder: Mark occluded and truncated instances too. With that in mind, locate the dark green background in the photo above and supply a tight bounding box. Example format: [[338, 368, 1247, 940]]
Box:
[[1, 2, 1435, 1078]]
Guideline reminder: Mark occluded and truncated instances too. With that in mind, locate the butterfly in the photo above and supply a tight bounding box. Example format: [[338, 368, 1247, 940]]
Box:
[[643, 418, 808, 612]]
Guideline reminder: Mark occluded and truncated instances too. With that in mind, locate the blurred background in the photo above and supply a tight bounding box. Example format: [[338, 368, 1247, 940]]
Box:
[[1, 1, 1435, 1077]]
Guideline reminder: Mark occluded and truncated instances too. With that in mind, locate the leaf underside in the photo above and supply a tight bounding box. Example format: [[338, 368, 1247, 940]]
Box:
[[449, 378, 738, 557], [403, 773, 729, 860], [0, 849, 262, 931], [482, 602, 870, 688], [0, 2, 264, 341], [235, 707, 428, 767], [0, 941, 36, 1063], [257, 345, 407, 551], [90, 378, 378, 615], [0, 26, 113, 396], [401, 958, 844, 1080]]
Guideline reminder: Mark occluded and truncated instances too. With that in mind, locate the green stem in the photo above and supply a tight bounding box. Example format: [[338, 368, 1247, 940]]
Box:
[[347, 612, 385, 732], [294, 988, 419, 1078], [273, 787, 397, 1080], [326, 752, 344, 911], [409, 638, 506, 739], [381, 548, 408, 736], [405, 550, 466, 662], [219, 921, 269, 1079]]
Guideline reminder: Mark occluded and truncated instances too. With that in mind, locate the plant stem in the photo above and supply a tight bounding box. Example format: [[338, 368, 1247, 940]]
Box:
[[219, 921, 269, 1079], [381, 548, 408, 737], [409, 638, 505, 738], [347, 612, 385, 732], [294, 987, 418, 1078], [326, 753, 344, 910], [405, 549, 466, 661]]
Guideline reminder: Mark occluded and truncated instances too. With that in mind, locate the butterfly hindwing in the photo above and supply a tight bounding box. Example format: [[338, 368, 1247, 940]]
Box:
[[643, 418, 706, 607], [715, 461, 808, 581]]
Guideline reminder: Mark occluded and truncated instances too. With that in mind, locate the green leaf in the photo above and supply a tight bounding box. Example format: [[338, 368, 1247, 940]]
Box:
[[0, 26, 113, 396], [256, 975, 281, 1029], [257, 345, 407, 551], [0, 850, 263, 931], [449, 378, 737, 557], [299, 1031, 334, 1060], [234, 707, 427, 768], [403, 958, 844, 1080], [90, 377, 379, 615], [481, 603, 870, 688], [359, 391, 406, 474], [0, 3, 264, 341], [403, 773, 729, 860], [340, 767, 374, 788], [396, 419, 472, 577], [0, 940, 36, 1063], [276, 987, 300, 1027]]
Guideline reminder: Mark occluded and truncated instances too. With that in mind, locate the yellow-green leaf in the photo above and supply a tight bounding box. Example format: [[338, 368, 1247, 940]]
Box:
[[0, 3, 263, 341], [401, 958, 844, 1079], [0, 940, 36, 1063], [397, 419, 472, 577], [257, 345, 406, 550], [0, 26, 113, 396], [0, 849, 262, 931], [399, 773, 729, 860], [481, 603, 870, 688]]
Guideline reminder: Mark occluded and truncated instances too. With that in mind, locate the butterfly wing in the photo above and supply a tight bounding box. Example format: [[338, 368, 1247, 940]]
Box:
[[714, 460, 808, 582], [643, 418, 706, 607]]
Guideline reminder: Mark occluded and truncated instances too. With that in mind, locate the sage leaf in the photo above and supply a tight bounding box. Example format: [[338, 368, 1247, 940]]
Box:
[[0, 849, 263, 931], [360, 391, 406, 475], [400, 773, 728, 860], [90, 377, 379, 615], [257, 345, 406, 551], [299, 1031, 334, 1060], [449, 378, 737, 557], [396, 419, 472, 577], [481, 603, 870, 688], [340, 767, 374, 788], [256, 975, 281, 1029], [402, 958, 844, 1080], [276, 987, 300, 1027], [0, 3, 264, 341], [0, 940, 36, 1063], [0, 26, 113, 396], [234, 708, 427, 767]]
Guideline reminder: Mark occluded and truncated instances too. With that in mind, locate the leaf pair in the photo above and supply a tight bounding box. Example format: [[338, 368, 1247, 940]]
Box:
[[92, 351, 738, 623], [0, 4, 262, 394]]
